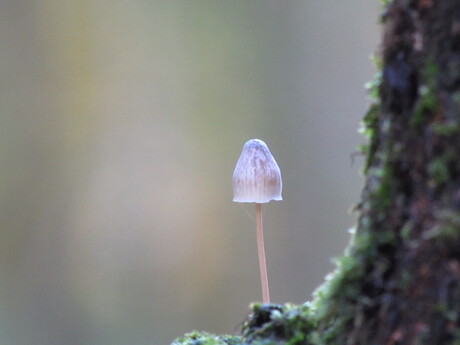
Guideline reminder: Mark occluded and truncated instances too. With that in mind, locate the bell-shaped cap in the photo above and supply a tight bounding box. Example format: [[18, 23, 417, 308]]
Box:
[[232, 139, 282, 203]]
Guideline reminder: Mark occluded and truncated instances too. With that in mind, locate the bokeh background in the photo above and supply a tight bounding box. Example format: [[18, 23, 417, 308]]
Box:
[[1, 1, 381, 344]]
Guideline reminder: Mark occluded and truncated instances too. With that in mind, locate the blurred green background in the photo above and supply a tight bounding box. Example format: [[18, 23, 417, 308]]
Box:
[[1, 1, 380, 344]]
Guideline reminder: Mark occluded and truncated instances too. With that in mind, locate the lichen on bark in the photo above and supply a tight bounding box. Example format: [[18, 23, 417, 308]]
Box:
[[172, 1, 460, 344]]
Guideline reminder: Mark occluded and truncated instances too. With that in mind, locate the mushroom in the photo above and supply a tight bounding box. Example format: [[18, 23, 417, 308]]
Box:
[[232, 139, 282, 303]]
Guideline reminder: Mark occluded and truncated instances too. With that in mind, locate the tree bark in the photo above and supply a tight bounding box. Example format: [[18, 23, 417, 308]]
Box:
[[340, 1, 460, 343], [173, 1, 460, 344]]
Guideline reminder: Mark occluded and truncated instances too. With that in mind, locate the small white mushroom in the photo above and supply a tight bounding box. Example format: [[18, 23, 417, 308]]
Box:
[[232, 139, 282, 203], [232, 139, 283, 304]]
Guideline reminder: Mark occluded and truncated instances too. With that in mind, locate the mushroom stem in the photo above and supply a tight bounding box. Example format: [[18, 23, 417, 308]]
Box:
[[255, 203, 270, 304]]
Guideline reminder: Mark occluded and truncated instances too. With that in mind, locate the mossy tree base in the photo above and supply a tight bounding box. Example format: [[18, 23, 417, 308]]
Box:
[[172, 304, 313, 345], [172, 1, 460, 344]]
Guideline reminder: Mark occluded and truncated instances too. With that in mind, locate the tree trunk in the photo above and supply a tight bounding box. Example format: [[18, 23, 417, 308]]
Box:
[[335, 1, 460, 343], [173, 1, 460, 344]]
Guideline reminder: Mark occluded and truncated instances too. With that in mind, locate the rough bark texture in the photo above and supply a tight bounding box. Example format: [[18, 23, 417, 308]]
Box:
[[172, 1, 460, 344], [346, 1, 460, 343]]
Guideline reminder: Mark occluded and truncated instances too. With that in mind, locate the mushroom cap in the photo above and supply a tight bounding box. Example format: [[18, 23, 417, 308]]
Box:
[[232, 139, 282, 203]]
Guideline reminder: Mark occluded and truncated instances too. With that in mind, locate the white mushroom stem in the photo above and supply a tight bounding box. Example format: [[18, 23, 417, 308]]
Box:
[[255, 203, 270, 304], [232, 139, 281, 303]]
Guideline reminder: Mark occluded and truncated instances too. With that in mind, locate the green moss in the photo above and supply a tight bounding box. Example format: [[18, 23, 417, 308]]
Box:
[[453, 91, 460, 104], [307, 239, 371, 344], [424, 59, 440, 80], [423, 209, 460, 242], [309, 272, 357, 345], [411, 85, 436, 126], [359, 104, 380, 173], [428, 149, 458, 185], [358, 59, 384, 175], [428, 157, 450, 183], [361, 72, 381, 137], [400, 220, 414, 240], [370, 54, 384, 71], [399, 270, 411, 291], [172, 331, 242, 345], [411, 61, 439, 127], [242, 303, 313, 345], [359, 105, 378, 140], [367, 161, 394, 210], [365, 71, 382, 103], [432, 121, 459, 136]]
